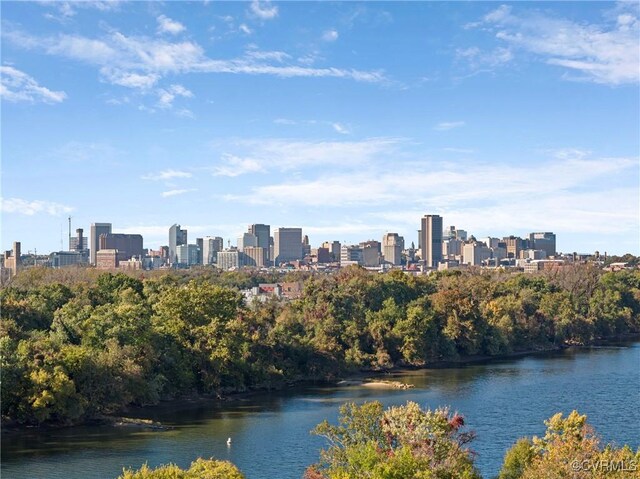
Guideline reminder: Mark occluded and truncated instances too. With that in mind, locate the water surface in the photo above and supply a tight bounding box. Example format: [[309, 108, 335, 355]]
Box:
[[3, 343, 639, 479]]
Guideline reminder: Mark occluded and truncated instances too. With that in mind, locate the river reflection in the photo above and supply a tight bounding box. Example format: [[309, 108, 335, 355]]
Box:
[[3, 343, 639, 479]]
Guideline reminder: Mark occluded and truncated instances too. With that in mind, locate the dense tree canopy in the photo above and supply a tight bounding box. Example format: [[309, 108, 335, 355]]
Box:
[[2, 266, 639, 425]]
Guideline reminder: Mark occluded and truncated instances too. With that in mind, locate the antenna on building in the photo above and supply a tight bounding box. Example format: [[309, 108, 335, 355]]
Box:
[[68, 216, 72, 251]]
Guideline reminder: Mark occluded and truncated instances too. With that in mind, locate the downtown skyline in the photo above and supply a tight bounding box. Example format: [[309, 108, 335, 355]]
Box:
[[2, 1, 639, 255]]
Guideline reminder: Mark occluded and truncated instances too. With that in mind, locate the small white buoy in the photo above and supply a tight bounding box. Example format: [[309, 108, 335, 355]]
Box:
[[227, 437, 232, 446]]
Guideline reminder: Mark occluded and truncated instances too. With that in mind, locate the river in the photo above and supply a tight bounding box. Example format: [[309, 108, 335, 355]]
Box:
[[3, 342, 639, 479]]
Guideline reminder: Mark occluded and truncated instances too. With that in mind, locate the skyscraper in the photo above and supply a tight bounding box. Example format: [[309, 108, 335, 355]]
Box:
[[529, 232, 556, 257], [202, 236, 224, 264], [420, 215, 443, 268], [169, 224, 187, 265], [273, 227, 303, 265], [248, 224, 271, 263], [90, 222, 112, 265], [382, 233, 404, 266]]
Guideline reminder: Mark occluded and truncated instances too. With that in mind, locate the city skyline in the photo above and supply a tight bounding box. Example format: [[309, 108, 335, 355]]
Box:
[[2, 1, 639, 255]]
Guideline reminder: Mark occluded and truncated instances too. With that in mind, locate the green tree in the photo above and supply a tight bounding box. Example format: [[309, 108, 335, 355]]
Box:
[[118, 458, 245, 479], [308, 401, 480, 479]]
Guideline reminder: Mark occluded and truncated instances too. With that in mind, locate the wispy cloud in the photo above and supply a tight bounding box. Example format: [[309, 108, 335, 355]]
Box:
[[2, 28, 387, 90], [156, 83, 193, 108], [322, 29, 339, 42], [467, 3, 640, 85], [157, 15, 186, 35], [161, 188, 196, 198], [250, 0, 278, 20], [0, 65, 67, 103], [211, 154, 264, 177], [211, 137, 400, 175], [1, 197, 73, 216], [332, 123, 350, 134], [239, 23, 253, 35], [142, 169, 192, 181], [434, 121, 465, 131]]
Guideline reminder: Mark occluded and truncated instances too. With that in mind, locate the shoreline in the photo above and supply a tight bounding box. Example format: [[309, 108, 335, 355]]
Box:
[[3, 334, 638, 433]]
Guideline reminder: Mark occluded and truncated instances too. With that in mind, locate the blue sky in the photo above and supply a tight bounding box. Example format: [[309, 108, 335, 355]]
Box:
[[2, 1, 639, 255]]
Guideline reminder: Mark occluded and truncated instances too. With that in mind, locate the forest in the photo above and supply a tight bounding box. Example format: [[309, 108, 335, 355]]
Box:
[[1, 264, 639, 426]]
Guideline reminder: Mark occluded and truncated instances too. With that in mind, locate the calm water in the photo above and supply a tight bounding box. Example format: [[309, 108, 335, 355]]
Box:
[[3, 343, 639, 479]]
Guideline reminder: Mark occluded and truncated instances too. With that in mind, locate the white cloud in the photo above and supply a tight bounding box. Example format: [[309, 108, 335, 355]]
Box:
[[322, 29, 339, 42], [157, 15, 186, 35], [211, 154, 265, 177], [434, 121, 465, 131], [470, 4, 640, 85], [0, 66, 67, 103], [156, 84, 193, 108], [332, 123, 350, 134], [3, 29, 387, 88], [141, 169, 192, 181], [244, 49, 290, 62], [1, 197, 73, 216], [250, 0, 278, 20], [211, 137, 400, 174], [161, 188, 196, 198], [239, 24, 253, 35]]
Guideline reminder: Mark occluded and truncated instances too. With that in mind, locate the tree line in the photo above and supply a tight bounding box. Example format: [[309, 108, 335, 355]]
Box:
[[2, 264, 639, 425]]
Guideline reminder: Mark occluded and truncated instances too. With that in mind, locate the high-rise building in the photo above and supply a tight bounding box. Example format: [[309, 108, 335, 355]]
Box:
[[420, 215, 443, 268], [176, 244, 200, 266], [322, 241, 341, 262], [248, 224, 271, 262], [217, 249, 240, 270], [237, 233, 258, 252], [529, 232, 556, 257], [69, 228, 88, 252], [382, 233, 404, 266], [341, 244, 363, 265], [274, 228, 303, 265], [202, 236, 224, 265], [196, 238, 204, 264], [360, 240, 381, 267], [463, 241, 492, 266], [99, 233, 144, 261], [2, 242, 21, 277], [169, 224, 187, 265], [503, 236, 529, 259], [90, 223, 112, 265], [243, 246, 266, 268]]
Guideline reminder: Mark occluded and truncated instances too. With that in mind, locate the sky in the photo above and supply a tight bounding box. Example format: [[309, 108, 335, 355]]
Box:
[[1, 1, 639, 256]]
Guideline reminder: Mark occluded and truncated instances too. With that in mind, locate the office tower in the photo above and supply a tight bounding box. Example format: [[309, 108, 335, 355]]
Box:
[[382, 233, 404, 266], [69, 228, 88, 252], [176, 244, 199, 266], [359, 240, 381, 267], [202, 236, 224, 264], [529, 232, 556, 257], [243, 246, 266, 268], [90, 223, 112, 265], [169, 224, 187, 265], [237, 233, 258, 252], [273, 227, 303, 265], [420, 214, 443, 268], [341, 244, 363, 265], [217, 250, 240, 270], [503, 236, 528, 259], [196, 238, 204, 264], [99, 233, 144, 261], [302, 235, 311, 256], [248, 224, 271, 262], [463, 242, 492, 266], [322, 241, 341, 262]]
